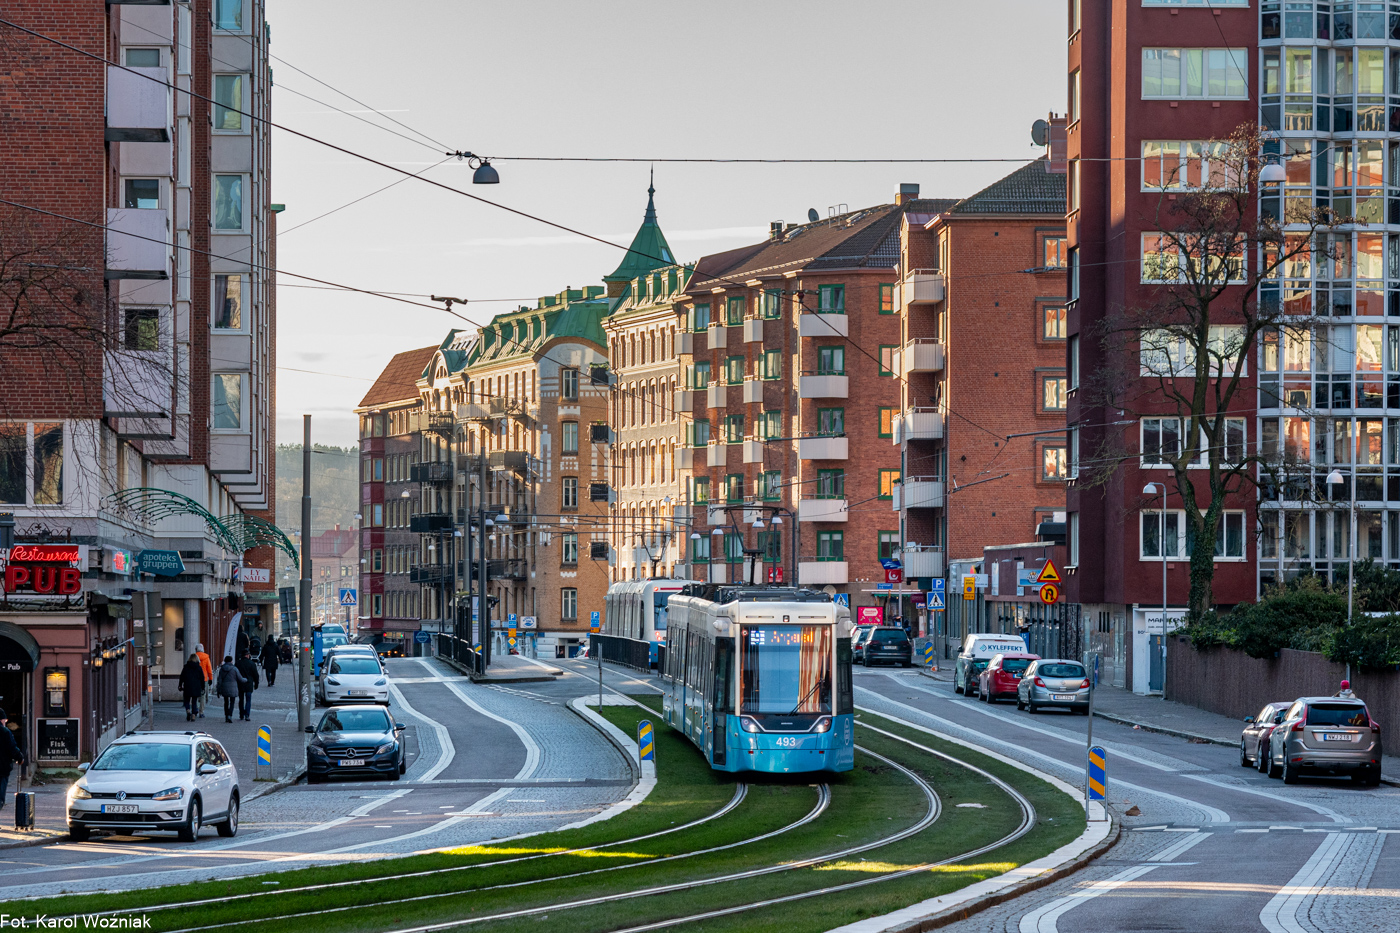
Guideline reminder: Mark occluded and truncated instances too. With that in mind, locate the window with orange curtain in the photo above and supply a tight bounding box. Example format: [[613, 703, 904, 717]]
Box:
[[740, 625, 833, 715]]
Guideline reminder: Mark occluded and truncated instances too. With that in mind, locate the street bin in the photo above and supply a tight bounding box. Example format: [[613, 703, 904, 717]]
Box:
[[13, 791, 35, 830]]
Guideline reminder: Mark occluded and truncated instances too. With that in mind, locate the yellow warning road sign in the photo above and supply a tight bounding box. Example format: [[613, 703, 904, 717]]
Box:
[[1036, 559, 1061, 584]]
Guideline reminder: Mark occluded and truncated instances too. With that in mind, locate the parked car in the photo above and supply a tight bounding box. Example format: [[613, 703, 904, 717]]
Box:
[[954, 634, 1029, 695], [851, 625, 879, 665], [1016, 658, 1090, 714], [976, 652, 1041, 703], [1240, 701, 1292, 770], [1266, 696, 1382, 786], [316, 653, 391, 706], [306, 706, 407, 783], [67, 731, 239, 841], [862, 627, 913, 667]]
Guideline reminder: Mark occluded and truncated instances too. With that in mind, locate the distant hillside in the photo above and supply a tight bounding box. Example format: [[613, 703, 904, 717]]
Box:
[[273, 444, 360, 582]]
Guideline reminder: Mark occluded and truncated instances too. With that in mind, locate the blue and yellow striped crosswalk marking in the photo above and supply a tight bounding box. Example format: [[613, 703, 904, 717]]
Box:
[[1088, 745, 1106, 800], [637, 719, 655, 762]]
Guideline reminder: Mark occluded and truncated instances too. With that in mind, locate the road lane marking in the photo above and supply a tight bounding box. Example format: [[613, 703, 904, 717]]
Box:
[[388, 682, 455, 783], [416, 658, 540, 780], [1259, 832, 1351, 933]]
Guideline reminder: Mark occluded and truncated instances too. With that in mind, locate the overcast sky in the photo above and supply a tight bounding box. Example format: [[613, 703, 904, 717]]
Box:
[[270, 0, 1066, 447]]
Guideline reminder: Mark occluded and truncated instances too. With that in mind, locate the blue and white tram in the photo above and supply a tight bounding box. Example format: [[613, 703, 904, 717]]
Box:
[[601, 579, 696, 668], [660, 585, 855, 774]]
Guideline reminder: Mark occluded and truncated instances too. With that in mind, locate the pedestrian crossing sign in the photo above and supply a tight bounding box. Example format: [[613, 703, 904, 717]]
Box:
[[927, 591, 945, 610], [338, 588, 357, 607]]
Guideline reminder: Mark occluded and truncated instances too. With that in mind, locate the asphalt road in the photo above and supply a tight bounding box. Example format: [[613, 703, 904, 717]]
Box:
[[852, 668, 1400, 933], [0, 657, 632, 898]]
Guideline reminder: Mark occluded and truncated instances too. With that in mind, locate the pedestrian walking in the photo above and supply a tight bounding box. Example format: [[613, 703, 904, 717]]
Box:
[[195, 644, 213, 719], [1335, 679, 1357, 699], [235, 650, 260, 721], [215, 655, 246, 723], [260, 637, 280, 687], [0, 708, 27, 809], [178, 654, 206, 721]]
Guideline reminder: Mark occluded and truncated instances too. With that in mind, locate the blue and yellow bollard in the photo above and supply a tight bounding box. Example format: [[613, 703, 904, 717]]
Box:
[[637, 719, 655, 762]]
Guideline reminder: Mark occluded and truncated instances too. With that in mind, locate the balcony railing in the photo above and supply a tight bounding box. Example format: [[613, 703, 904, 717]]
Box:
[[901, 339, 945, 374], [674, 389, 698, 413], [106, 64, 170, 142], [799, 374, 849, 399], [674, 331, 694, 356], [892, 409, 945, 444], [742, 378, 763, 404], [411, 461, 453, 483], [706, 442, 727, 467], [743, 318, 764, 343], [489, 450, 529, 473], [424, 411, 456, 437], [409, 565, 449, 584], [410, 513, 452, 533], [798, 436, 848, 460], [798, 312, 849, 338], [742, 439, 765, 463], [892, 476, 945, 510], [899, 546, 945, 578], [900, 270, 945, 306], [798, 561, 848, 585], [707, 322, 729, 348], [105, 209, 169, 279], [707, 383, 729, 409], [798, 499, 848, 522]]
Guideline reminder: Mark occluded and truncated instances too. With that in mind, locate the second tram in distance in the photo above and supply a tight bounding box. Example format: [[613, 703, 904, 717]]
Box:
[[660, 584, 854, 774]]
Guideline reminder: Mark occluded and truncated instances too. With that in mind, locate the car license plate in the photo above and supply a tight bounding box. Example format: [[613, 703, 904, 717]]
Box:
[[1321, 733, 1355, 742], [1052, 693, 1077, 701], [339, 759, 366, 767], [101, 804, 138, 814], [349, 689, 371, 696]]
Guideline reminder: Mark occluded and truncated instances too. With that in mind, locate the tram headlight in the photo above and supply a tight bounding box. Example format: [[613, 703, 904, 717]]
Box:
[[739, 716, 762, 734], [811, 717, 833, 734]]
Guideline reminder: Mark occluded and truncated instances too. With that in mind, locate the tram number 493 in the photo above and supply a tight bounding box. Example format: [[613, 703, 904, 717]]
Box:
[[775, 737, 800, 748]]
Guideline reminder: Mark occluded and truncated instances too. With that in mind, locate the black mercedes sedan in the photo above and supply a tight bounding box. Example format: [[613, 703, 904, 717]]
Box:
[[306, 706, 407, 783]]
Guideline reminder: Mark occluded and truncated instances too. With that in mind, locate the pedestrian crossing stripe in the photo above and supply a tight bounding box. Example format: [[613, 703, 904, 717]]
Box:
[[637, 719, 655, 761], [1088, 745, 1106, 800]]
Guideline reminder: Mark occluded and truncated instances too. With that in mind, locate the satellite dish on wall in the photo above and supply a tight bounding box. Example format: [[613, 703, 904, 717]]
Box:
[[1031, 119, 1050, 147], [807, 208, 819, 223]]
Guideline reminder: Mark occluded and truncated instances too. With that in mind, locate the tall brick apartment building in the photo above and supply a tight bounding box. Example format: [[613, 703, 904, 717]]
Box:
[[0, 0, 277, 763], [1067, 1, 1266, 693], [896, 160, 1068, 658]]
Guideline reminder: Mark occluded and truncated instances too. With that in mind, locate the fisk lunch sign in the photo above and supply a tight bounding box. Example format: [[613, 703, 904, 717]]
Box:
[[0, 544, 88, 596]]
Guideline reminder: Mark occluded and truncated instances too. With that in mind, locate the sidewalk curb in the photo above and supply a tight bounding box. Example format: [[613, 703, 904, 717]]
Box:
[[564, 696, 655, 830], [0, 830, 67, 850], [244, 765, 306, 802], [1090, 710, 1234, 748]]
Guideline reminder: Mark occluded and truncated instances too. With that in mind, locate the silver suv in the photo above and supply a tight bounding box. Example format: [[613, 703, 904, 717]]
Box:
[[1266, 697, 1382, 786]]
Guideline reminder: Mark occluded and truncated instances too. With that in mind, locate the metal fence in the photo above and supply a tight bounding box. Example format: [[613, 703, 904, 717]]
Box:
[[590, 633, 653, 672], [434, 632, 484, 674]]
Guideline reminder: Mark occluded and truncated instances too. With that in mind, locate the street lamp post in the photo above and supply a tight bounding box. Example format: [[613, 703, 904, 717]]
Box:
[[1325, 468, 1357, 681], [1143, 482, 1168, 697]]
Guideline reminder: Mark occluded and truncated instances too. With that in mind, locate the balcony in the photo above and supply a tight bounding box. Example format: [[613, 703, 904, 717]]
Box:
[[409, 565, 449, 584], [743, 319, 764, 343], [674, 389, 698, 413], [799, 436, 848, 460], [676, 447, 695, 470], [499, 559, 528, 581], [799, 374, 849, 399], [674, 331, 694, 356], [706, 442, 727, 467], [893, 409, 945, 444], [424, 410, 456, 437], [590, 423, 615, 444], [458, 402, 491, 421], [900, 547, 945, 579], [798, 561, 848, 585], [104, 346, 173, 418], [901, 270, 945, 306], [798, 499, 848, 522], [106, 64, 170, 142], [105, 209, 169, 279], [798, 313, 848, 338], [489, 450, 529, 473], [708, 383, 730, 409], [742, 378, 763, 404], [411, 461, 453, 483], [902, 339, 945, 374], [707, 323, 728, 348], [589, 483, 613, 503], [410, 513, 452, 533], [742, 439, 764, 463], [457, 454, 483, 474], [892, 476, 945, 510]]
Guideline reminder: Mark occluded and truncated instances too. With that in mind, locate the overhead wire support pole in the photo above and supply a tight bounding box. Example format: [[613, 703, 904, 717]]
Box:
[[298, 416, 314, 735]]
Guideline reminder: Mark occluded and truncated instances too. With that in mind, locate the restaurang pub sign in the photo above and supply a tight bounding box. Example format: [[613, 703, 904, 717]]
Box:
[[0, 544, 87, 595]]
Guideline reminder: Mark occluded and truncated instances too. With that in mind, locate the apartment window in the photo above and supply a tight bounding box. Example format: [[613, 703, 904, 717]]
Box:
[[123, 178, 160, 209], [691, 303, 711, 332], [817, 284, 846, 313], [763, 349, 783, 380], [758, 530, 782, 563], [1141, 140, 1236, 191], [1042, 376, 1068, 411], [1068, 159, 1079, 212], [372, 594, 382, 618], [725, 356, 745, 384], [562, 476, 578, 509], [373, 458, 384, 481], [0, 422, 64, 506], [879, 345, 898, 376], [689, 419, 711, 448], [817, 408, 845, 436], [1141, 510, 1246, 560], [1068, 334, 1080, 388], [1043, 445, 1069, 480], [561, 533, 578, 564], [1068, 512, 1079, 564], [561, 368, 579, 400], [724, 415, 744, 444], [1142, 416, 1246, 466], [1140, 325, 1245, 376], [817, 345, 845, 375], [214, 274, 242, 330], [1068, 247, 1079, 301], [213, 75, 245, 131], [212, 373, 243, 429], [878, 469, 900, 499], [817, 531, 844, 561], [1068, 69, 1080, 123], [759, 410, 781, 440], [725, 473, 744, 503], [878, 408, 896, 438], [878, 531, 900, 561], [214, 0, 243, 30], [762, 289, 782, 319], [214, 175, 244, 230], [372, 503, 383, 527], [561, 588, 578, 620], [1043, 305, 1067, 340], [724, 532, 743, 564], [691, 535, 711, 564], [1043, 237, 1067, 270], [760, 470, 782, 500], [561, 421, 579, 455], [372, 549, 383, 573], [879, 283, 896, 314], [124, 309, 159, 351], [692, 476, 711, 504], [726, 296, 745, 325], [1142, 48, 1248, 100], [817, 469, 845, 499], [124, 48, 160, 67], [690, 361, 711, 389]]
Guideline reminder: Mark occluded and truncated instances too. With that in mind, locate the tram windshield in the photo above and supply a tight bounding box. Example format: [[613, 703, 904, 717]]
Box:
[[740, 625, 833, 715], [653, 591, 675, 631]]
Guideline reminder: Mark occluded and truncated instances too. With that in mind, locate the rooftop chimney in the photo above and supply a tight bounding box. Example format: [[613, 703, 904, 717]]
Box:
[[895, 183, 920, 206], [1044, 113, 1068, 173], [769, 221, 785, 242]]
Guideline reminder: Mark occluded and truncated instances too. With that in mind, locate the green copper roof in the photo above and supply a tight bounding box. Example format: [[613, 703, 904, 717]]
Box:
[[604, 176, 675, 284], [467, 287, 608, 368]]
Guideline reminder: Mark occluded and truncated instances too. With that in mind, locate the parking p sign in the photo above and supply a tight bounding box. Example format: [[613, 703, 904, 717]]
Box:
[[590, 610, 601, 632]]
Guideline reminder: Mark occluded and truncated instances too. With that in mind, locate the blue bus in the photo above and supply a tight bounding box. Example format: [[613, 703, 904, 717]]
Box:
[[660, 585, 854, 774], [602, 579, 695, 668]]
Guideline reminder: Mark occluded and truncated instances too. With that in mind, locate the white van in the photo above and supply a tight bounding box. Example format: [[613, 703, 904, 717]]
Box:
[[954, 634, 1028, 694]]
